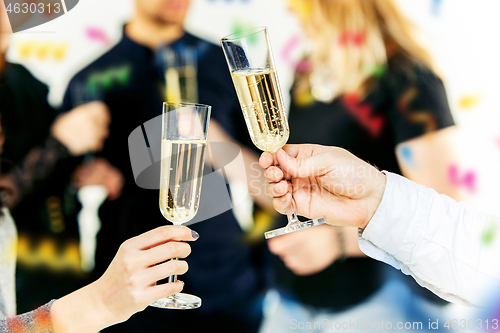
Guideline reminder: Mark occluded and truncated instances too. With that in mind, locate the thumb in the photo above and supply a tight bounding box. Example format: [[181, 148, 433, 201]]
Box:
[[276, 149, 329, 178]]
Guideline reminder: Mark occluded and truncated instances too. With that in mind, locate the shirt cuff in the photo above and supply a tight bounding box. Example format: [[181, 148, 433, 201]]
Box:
[[358, 171, 430, 272]]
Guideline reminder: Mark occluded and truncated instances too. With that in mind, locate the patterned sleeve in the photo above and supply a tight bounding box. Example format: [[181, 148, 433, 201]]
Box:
[[0, 136, 70, 208], [0, 300, 55, 333]]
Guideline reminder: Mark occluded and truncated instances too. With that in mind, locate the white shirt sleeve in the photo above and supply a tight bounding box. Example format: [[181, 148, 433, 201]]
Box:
[[358, 172, 500, 307]]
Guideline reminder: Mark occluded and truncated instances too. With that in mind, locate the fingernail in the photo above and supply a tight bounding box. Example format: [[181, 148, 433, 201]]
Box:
[[179, 280, 185, 287], [191, 230, 199, 239]]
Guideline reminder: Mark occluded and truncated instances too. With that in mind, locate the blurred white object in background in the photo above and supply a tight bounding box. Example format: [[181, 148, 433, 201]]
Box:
[[77, 185, 107, 273]]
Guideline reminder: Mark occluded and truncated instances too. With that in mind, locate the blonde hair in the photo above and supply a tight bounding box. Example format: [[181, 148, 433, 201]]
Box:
[[293, 0, 434, 101]]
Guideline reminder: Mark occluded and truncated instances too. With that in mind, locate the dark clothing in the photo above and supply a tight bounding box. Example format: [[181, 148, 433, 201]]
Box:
[[61, 29, 264, 332], [273, 55, 455, 309], [0, 62, 85, 313]]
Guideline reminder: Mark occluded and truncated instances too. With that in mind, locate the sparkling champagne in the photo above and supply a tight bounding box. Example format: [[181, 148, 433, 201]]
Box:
[[165, 65, 198, 103], [159, 140, 206, 224], [231, 68, 289, 152]]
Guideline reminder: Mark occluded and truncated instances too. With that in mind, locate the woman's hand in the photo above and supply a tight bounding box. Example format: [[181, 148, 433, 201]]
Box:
[[260, 144, 387, 229], [50, 226, 199, 333]]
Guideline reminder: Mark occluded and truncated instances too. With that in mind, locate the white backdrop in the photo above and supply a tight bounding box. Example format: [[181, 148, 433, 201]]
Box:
[[6, 0, 500, 213]]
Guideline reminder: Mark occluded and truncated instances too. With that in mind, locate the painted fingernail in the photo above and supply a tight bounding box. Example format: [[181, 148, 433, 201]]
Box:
[[191, 230, 199, 239], [180, 280, 185, 286]]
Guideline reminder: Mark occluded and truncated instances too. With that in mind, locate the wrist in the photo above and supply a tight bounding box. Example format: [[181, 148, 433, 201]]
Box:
[[362, 170, 387, 230]]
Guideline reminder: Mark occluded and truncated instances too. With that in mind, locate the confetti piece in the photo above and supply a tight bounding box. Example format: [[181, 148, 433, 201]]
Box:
[[281, 34, 300, 68], [482, 220, 497, 245], [458, 94, 481, 110], [399, 145, 415, 167], [431, 0, 443, 16], [448, 164, 476, 193], [85, 26, 111, 46], [286, 0, 313, 19], [231, 21, 258, 44]]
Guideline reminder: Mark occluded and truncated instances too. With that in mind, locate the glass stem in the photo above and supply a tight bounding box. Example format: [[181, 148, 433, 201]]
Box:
[[272, 151, 300, 225], [167, 258, 178, 284]]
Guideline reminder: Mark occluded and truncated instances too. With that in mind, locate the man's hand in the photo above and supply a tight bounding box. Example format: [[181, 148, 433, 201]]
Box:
[[260, 144, 387, 229], [51, 102, 110, 156], [74, 158, 124, 200]]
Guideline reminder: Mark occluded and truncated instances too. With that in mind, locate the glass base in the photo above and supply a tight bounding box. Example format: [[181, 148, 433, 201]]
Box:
[[149, 293, 202, 310], [264, 217, 326, 239]]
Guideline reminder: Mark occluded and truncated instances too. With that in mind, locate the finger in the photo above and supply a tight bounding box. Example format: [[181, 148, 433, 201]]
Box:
[[145, 260, 189, 285], [264, 166, 284, 183], [127, 226, 199, 251], [266, 180, 289, 197], [144, 280, 184, 305], [277, 148, 331, 178], [272, 192, 292, 215], [259, 152, 275, 169], [142, 241, 191, 267]]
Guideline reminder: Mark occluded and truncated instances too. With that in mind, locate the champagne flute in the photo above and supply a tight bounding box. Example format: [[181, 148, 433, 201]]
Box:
[[160, 45, 198, 103], [150, 102, 211, 310], [220, 27, 325, 239]]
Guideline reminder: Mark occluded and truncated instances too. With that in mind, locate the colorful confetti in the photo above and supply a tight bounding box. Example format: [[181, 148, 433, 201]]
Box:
[[398, 145, 415, 168], [458, 94, 482, 110], [231, 20, 258, 44], [286, 0, 313, 19], [431, 0, 444, 16], [482, 217, 498, 246], [281, 34, 300, 68], [448, 164, 476, 193], [85, 26, 111, 46]]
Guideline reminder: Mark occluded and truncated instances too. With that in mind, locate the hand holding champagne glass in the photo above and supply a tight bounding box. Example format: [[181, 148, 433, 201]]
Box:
[[150, 102, 211, 310], [220, 27, 326, 239]]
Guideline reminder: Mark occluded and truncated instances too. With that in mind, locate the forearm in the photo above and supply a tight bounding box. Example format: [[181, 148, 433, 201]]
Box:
[[50, 283, 113, 333], [1, 135, 70, 208], [359, 172, 499, 306]]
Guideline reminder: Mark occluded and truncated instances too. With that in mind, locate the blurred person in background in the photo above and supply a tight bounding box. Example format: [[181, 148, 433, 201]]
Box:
[[259, 0, 462, 331], [0, 0, 112, 313], [61, 0, 272, 332], [0, 4, 199, 333]]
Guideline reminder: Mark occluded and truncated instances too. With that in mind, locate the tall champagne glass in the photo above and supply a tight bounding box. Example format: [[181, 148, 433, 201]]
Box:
[[150, 102, 211, 310], [221, 27, 325, 239], [161, 46, 198, 103]]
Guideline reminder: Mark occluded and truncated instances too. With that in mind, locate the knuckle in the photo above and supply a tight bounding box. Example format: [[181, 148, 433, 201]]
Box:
[[164, 242, 178, 255], [166, 259, 179, 273]]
